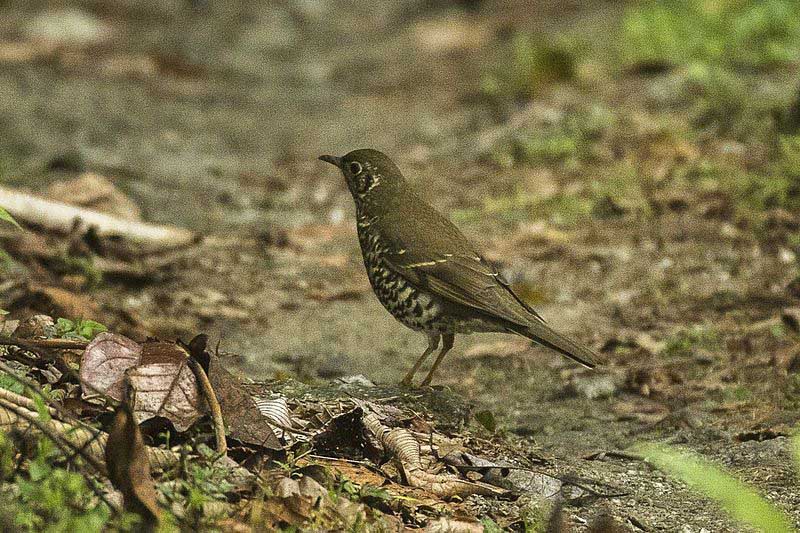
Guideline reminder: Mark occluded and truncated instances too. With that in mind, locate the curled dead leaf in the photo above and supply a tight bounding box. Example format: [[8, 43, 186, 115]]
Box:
[[105, 402, 160, 530], [362, 409, 506, 499]]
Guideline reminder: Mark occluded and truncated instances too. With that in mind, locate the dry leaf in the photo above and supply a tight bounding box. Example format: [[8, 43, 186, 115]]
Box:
[[207, 357, 282, 449], [46, 173, 142, 221], [254, 396, 293, 439], [362, 410, 506, 499], [263, 475, 366, 529], [127, 342, 203, 431], [80, 332, 142, 400], [105, 402, 160, 530]]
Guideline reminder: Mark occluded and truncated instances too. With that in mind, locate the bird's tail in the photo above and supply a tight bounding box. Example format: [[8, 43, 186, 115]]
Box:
[[507, 321, 597, 369]]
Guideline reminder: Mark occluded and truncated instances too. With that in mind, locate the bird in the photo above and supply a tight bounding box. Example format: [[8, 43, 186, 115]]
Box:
[[319, 149, 597, 387]]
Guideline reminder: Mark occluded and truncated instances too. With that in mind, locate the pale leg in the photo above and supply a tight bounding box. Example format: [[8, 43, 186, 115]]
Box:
[[400, 333, 440, 387], [420, 333, 454, 387]]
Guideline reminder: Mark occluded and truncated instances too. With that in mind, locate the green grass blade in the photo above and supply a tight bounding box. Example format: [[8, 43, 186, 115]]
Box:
[[636, 443, 794, 533], [0, 206, 21, 229]]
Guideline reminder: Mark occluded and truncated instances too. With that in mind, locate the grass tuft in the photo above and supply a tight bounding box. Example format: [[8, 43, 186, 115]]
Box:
[[635, 443, 794, 533]]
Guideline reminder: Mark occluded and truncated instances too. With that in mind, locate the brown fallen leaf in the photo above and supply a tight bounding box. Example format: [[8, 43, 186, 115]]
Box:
[[82, 335, 205, 431], [262, 475, 366, 530], [362, 410, 506, 499], [105, 401, 160, 531], [80, 332, 142, 400], [127, 342, 203, 431], [208, 357, 282, 449]]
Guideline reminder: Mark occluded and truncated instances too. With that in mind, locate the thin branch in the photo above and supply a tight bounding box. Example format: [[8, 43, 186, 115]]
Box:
[[0, 337, 89, 350], [188, 357, 227, 456], [0, 185, 198, 252]]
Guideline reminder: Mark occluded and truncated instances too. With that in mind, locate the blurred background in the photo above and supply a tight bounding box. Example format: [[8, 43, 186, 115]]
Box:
[[1, 0, 799, 463]]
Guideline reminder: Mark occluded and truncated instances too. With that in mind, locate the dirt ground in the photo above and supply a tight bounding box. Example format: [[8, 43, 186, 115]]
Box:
[[1, 0, 799, 530]]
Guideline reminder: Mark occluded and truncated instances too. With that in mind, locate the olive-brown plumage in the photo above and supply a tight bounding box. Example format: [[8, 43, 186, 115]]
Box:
[[320, 149, 597, 386]]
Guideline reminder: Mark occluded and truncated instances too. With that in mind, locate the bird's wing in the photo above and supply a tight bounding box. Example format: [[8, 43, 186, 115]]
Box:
[[385, 248, 545, 327]]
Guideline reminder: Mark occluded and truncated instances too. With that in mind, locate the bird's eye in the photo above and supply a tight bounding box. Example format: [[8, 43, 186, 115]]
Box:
[[349, 162, 362, 175]]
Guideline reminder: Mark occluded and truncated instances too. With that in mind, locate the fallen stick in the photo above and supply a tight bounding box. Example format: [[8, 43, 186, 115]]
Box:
[[0, 336, 89, 350], [188, 357, 227, 456], [0, 186, 198, 251]]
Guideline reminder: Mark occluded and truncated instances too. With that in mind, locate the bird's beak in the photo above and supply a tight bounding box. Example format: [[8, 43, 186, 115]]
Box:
[[318, 155, 342, 168]]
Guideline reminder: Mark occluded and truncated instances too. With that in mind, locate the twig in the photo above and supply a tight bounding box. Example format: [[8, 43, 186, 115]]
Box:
[[0, 336, 89, 350], [0, 185, 198, 252], [188, 357, 227, 456]]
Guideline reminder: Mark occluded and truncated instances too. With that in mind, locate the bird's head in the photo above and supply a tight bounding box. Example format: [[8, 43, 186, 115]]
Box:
[[319, 149, 405, 205]]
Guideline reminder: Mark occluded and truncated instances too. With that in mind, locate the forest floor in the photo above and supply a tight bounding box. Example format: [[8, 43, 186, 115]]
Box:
[[1, 0, 799, 530]]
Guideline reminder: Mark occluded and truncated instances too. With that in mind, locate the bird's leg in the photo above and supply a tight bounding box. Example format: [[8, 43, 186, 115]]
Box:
[[400, 333, 440, 387], [420, 333, 454, 387]]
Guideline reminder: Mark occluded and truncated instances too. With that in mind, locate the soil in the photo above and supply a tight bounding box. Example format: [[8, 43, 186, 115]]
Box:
[[1, 0, 799, 530]]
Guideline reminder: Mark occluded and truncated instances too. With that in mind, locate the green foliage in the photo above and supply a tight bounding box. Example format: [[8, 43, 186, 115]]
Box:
[[480, 517, 504, 533], [682, 63, 767, 136], [620, 1, 800, 137], [635, 443, 794, 532], [0, 434, 117, 533], [54, 318, 107, 341], [481, 33, 577, 103], [519, 500, 551, 532], [0, 372, 26, 394], [0, 206, 20, 229], [620, 0, 800, 69], [720, 137, 800, 226], [480, 190, 593, 228], [489, 105, 615, 168], [474, 409, 497, 432], [160, 445, 234, 527], [662, 325, 720, 357], [54, 254, 103, 289], [721, 385, 752, 402]]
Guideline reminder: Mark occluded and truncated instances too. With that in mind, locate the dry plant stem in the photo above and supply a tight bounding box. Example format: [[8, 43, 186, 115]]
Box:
[[0, 185, 198, 251], [0, 387, 59, 418], [0, 397, 120, 513], [0, 397, 105, 474], [0, 359, 101, 437], [0, 337, 89, 350], [0, 400, 180, 473], [188, 357, 227, 456]]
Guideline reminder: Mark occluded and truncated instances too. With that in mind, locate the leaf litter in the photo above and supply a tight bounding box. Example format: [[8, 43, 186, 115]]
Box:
[[7, 313, 628, 529]]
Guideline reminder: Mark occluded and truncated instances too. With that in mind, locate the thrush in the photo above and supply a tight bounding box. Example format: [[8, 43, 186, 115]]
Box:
[[319, 149, 597, 387]]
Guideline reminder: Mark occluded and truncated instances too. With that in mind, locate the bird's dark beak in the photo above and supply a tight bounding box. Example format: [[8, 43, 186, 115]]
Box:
[[318, 155, 342, 168]]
